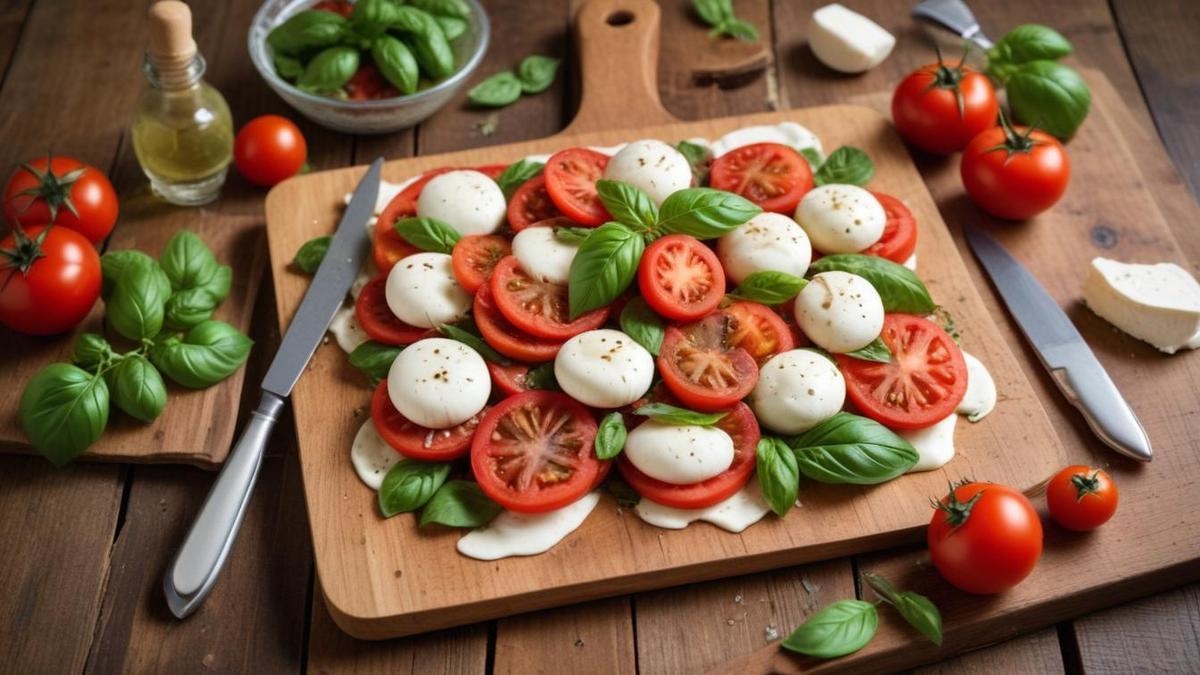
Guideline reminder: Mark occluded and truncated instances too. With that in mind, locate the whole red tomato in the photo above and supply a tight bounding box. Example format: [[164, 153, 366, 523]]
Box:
[[892, 52, 998, 155], [0, 225, 101, 335], [1046, 465, 1118, 531], [234, 115, 308, 187], [3, 156, 118, 244], [961, 118, 1070, 220], [927, 481, 1043, 595]]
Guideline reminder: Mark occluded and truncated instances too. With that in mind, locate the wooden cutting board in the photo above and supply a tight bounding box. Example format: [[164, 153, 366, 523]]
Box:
[[262, 0, 1062, 639]]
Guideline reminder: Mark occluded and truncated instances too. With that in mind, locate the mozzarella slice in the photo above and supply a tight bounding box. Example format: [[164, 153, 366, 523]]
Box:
[[710, 122, 823, 159], [902, 414, 957, 472], [350, 418, 399, 490], [602, 139, 693, 205], [554, 329, 654, 408], [808, 4, 896, 74], [795, 184, 885, 254], [750, 349, 846, 434], [417, 169, 506, 236], [717, 212, 813, 284], [385, 252, 471, 329], [387, 338, 490, 429], [1083, 257, 1200, 354], [634, 478, 770, 532], [329, 305, 368, 354], [512, 226, 579, 285], [623, 420, 735, 485], [794, 271, 884, 353], [957, 351, 996, 422], [457, 492, 600, 561]]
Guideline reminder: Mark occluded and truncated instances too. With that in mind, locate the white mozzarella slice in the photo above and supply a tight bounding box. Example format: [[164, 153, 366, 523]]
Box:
[[554, 329, 654, 408], [623, 420, 735, 485], [416, 169, 506, 236], [602, 139, 693, 205], [385, 252, 471, 329], [957, 351, 996, 422], [456, 492, 600, 560], [1083, 257, 1200, 354], [902, 414, 958, 472], [808, 4, 896, 74], [750, 349, 846, 434], [512, 226, 580, 285], [329, 305, 368, 354], [795, 184, 886, 254], [794, 271, 884, 353], [387, 338, 490, 429], [350, 418, 399, 490], [717, 212, 813, 284], [634, 478, 771, 533], [710, 122, 823, 159]]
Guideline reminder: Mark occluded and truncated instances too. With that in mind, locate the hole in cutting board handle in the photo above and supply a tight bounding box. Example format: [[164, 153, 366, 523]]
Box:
[[606, 10, 635, 26]]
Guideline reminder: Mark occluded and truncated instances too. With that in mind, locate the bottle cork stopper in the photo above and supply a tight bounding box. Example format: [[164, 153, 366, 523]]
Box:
[[147, 1, 196, 68]]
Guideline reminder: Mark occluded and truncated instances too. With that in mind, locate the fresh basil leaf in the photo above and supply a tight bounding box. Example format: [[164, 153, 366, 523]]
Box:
[[467, 71, 522, 108], [987, 24, 1072, 78], [861, 571, 900, 603], [729, 271, 807, 305], [568, 222, 645, 319], [554, 227, 592, 244], [107, 355, 167, 423], [692, 0, 733, 26], [434, 15, 468, 41], [800, 147, 823, 171], [496, 159, 544, 199], [349, 0, 392, 37], [1005, 60, 1091, 139], [813, 146, 874, 187], [808, 254, 935, 314], [419, 480, 502, 527], [894, 591, 943, 645], [619, 296, 665, 356], [781, 600, 878, 659], [517, 54, 560, 94], [349, 341, 402, 386], [372, 34, 420, 95], [605, 476, 641, 507], [108, 255, 171, 341], [634, 403, 726, 426], [656, 188, 761, 240], [379, 460, 452, 517], [163, 287, 219, 332], [717, 17, 759, 42], [790, 412, 918, 484], [274, 53, 304, 81], [843, 337, 891, 363], [523, 362, 559, 391], [390, 6, 456, 79], [150, 320, 254, 389], [410, 0, 471, 20], [19, 363, 109, 466], [101, 250, 164, 301], [394, 216, 461, 253], [73, 333, 113, 372], [438, 322, 510, 365], [293, 235, 332, 274], [298, 46, 360, 94], [595, 412, 628, 460], [675, 140, 710, 184], [267, 10, 348, 55], [756, 437, 799, 516], [596, 179, 658, 231]]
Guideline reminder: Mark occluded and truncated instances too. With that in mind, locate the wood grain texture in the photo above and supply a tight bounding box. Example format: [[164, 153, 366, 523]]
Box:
[[0, 0, 32, 82], [915, 628, 1065, 675], [1073, 583, 1200, 673], [494, 597, 635, 675]]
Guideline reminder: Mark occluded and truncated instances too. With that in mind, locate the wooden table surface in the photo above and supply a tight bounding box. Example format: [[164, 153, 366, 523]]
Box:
[[1, 1, 1198, 673]]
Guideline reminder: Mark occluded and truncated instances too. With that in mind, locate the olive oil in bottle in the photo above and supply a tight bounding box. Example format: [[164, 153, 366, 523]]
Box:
[[132, 1, 233, 206]]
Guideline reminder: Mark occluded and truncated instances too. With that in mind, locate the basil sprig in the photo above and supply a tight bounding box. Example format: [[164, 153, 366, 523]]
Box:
[[298, 46, 360, 94], [812, 146, 874, 187], [349, 341, 402, 386], [619, 296, 665, 356], [19, 364, 110, 467], [73, 334, 113, 371], [495, 159, 544, 199], [420, 480, 503, 527], [984, 24, 1090, 139], [986, 24, 1072, 78], [781, 600, 878, 658], [151, 320, 254, 389], [862, 572, 943, 645], [843, 337, 891, 363], [595, 412, 628, 460], [107, 355, 168, 423], [655, 188, 761, 239], [756, 438, 799, 516], [394, 216, 461, 253], [468, 71, 523, 108], [517, 55, 560, 94], [596, 180, 658, 232], [692, 0, 759, 42], [568, 222, 645, 318], [789, 412, 918, 484], [379, 460, 452, 518], [293, 235, 331, 274], [728, 270, 807, 305], [372, 34, 420, 95], [808, 254, 935, 314], [634, 403, 726, 426]]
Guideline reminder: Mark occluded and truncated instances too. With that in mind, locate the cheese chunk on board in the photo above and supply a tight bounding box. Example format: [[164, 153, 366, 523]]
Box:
[[808, 4, 895, 74], [1083, 257, 1200, 354]]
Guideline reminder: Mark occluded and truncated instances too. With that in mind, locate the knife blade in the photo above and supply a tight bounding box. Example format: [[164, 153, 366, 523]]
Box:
[[963, 223, 1152, 462], [164, 159, 383, 619]]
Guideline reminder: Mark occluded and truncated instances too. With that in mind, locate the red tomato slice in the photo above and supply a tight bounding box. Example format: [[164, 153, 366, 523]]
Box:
[[374, 193, 420, 273], [724, 301, 796, 364], [487, 361, 531, 396], [355, 275, 435, 345], [371, 380, 482, 461], [507, 174, 563, 232], [657, 312, 759, 412], [451, 234, 511, 294], [470, 390, 602, 513], [618, 402, 760, 509], [709, 142, 813, 214], [543, 148, 611, 225], [638, 234, 725, 322], [862, 192, 918, 264], [474, 284, 565, 362], [837, 314, 967, 430], [490, 255, 609, 340]]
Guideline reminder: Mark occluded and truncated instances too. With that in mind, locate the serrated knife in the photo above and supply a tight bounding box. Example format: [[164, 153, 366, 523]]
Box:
[[963, 224, 1152, 462], [164, 159, 383, 618]]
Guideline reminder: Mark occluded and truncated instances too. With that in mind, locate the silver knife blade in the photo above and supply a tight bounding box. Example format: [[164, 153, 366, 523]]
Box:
[[261, 159, 382, 398], [964, 224, 1152, 461]]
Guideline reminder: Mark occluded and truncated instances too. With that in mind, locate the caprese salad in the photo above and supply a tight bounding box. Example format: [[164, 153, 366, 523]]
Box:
[[314, 122, 997, 562]]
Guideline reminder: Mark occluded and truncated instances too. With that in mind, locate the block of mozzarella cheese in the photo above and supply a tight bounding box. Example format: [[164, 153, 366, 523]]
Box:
[[1083, 257, 1200, 354], [808, 4, 895, 74]]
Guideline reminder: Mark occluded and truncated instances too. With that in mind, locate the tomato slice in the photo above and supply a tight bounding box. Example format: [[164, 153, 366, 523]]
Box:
[[470, 390, 602, 513], [474, 284, 565, 362], [490, 255, 609, 340], [371, 380, 482, 461], [355, 275, 435, 345], [638, 234, 725, 322], [657, 312, 759, 412], [837, 313, 967, 430], [451, 234, 511, 294], [724, 301, 796, 364], [709, 142, 813, 214], [507, 174, 563, 232], [543, 148, 610, 225], [618, 402, 760, 509], [487, 361, 531, 396], [862, 192, 918, 264], [374, 194, 420, 273]]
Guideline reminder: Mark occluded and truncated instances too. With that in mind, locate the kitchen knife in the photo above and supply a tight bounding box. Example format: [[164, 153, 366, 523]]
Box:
[[963, 224, 1152, 462], [164, 159, 383, 618]]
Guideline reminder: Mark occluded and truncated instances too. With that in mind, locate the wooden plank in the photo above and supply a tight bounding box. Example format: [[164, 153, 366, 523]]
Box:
[[494, 598, 635, 675], [915, 628, 1065, 675], [1073, 583, 1200, 673], [0, 0, 33, 81]]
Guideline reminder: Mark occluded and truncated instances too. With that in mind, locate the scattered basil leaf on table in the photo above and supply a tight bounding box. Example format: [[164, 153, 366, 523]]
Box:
[[19, 364, 110, 466], [420, 480, 503, 528], [595, 412, 628, 460], [554, 227, 592, 244], [781, 600, 879, 658], [379, 460, 452, 518], [596, 179, 658, 232], [861, 571, 943, 645], [267, 10, 348, 55], [568, 222, 645, 318], [655, 188, 761, 240], [107, 255, 171, 341], [523, 363, 559, 391], [985, 24, 1072, 81], [843, 337, 892, 364], [692, 0, 759, 42], [1004, 60, 1091, 139], [298, 46, 360, 94], [468, 71, 523, 108], [293, 235, 332, 274], [151, 320, 254, 389], [393, 216, 461, 253], [433, 15, 468, 41], [812, 146, 875, 187], [371, 34, 420, 95], [756, 437, 800, 516], [728, 270, 807, 305], [789, 412, 919, 484], [73, 333, 113, 371], [410, 0, 471, 20], [516, 55, 560, 94], [634, 403, 726, 426], [496, 159, 544, 198], [349, 341, 402, 386], [438, 322, 510, 365], [107, 355, 168, 423], [389, 6, 456, 79], [808, 254, 936, 314], [675, 140, 711, 183], [619, 296, 665, 356]]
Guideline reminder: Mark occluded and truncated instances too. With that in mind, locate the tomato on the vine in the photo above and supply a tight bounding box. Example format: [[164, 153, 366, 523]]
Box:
[[892, 51, 998, 155], [3, 156, 118, 244], [0, 226, 101, 335], [960, 117, 1070, 220], [928, 481, 1043, 594], [1046, 465, 1118, 531], [234, 115, 308, 187]]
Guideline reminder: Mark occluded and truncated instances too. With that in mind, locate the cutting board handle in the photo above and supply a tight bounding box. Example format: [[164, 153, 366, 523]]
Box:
[[563, 0, 678, 135]]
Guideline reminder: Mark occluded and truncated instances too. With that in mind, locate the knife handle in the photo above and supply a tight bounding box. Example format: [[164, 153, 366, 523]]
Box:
[[163, 391, 286, 618]]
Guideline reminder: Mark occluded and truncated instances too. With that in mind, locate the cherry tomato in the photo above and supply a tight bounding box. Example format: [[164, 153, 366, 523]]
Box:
[[473, 284, 565, 362], [638, 234, 725, 322], [837, 314, 967, 430], [451, 234, 511, 294], [724, 301, 795, 365], [0, 226, 101, 335], [862, 192, 917, 264], [3, 157, 118, 244], [234, 115, 308, 187], [354, 275, 435, 345], [928, 481, 1043, 594], [543, 148, 610, 225], [487, 361, 531, 396], [489, 256, 609, 341], [892, 54, 998, 155], [1046, 465, 1119, 531], [507, 174, 562, 232], [960, 121, 1070, 220], [370, 380, 481, 461], [373, 194, 420, 273], [708, 142, 813, 214], [470, 390, 602, 513], [658, 312, 759, 412]]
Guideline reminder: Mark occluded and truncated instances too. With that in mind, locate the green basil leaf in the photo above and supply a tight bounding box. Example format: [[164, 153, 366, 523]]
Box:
[[419, 480, 502, 528], [516, 54, 560, 94], [605, 476, 641, 507], [371, 34, 420, 95], [813, 146, 874, 187], [267, 10, 348, 55], [108, 255, 171, 341], [293, 235, 332, 274], [410, 0, 471, 20], [523, 362, 559, 391], [675, 140, 711, 184], [861, 571, 900, 604], [554, 227, 592, 244], [756, 437, 800, 516], [390, 7, 456, 79], [634, 403, 726, 426], [298, 46, 360, 94], [596, 179, 658, 231], [19, 363, 109, 466], [716, 17, 759, 42], [274, 53, 304, 81], [349, 0, 392, 37], [692, 0, 733, 27], [619, 296, 665, 357], [987, 24, 1072, 76], [150, 320, 254, 389], [595, 412, 628, 460], [73, 333, 113, 372], [379, 460, 452, 517], [800, 147, 823, 171], [808, 254, 935, 314], [1005, 60, 1091, 139], [438, 322, 509, 365], [394, 216, 461, 253], [101, 250, 163, 301], [568, 222, 645, 319], [496, 159, 544, 199], [790, 412, 918, 484], [729, 271, 807, 305], [349, 341, 402, 386], [163, 287, 219, 332], [468, 71, 522, 108], [434, 15, 468, 41], [656, 188, 761, 239], [843, 337, 891, 363], [895, 591, 943, 645], [107, 355, 167, 423], [781, 600, 878, 659], [161, 229, 222, 288]]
